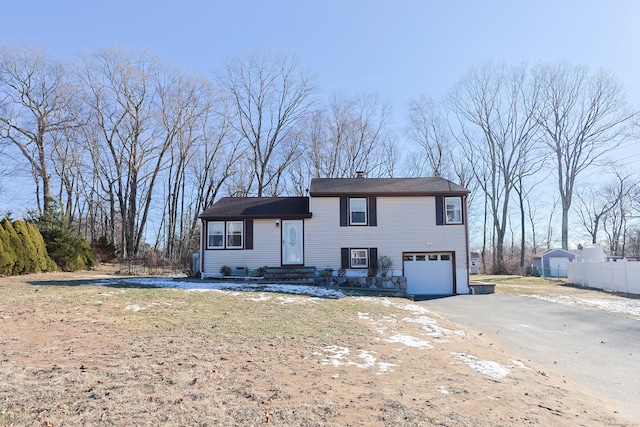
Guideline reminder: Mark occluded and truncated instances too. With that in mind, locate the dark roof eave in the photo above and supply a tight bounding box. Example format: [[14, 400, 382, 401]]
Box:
[[309, 190, 470, 197], [199, 213, 313, 220]]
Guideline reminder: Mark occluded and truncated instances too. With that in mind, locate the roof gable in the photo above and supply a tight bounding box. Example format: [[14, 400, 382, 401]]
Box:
[[199, 197, 311, 220], [308, 177, 469, 196], [532, 248, 576, 259]]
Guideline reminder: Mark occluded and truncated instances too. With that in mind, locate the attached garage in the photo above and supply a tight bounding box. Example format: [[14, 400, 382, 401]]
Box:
[[404, 252, 454, 295]]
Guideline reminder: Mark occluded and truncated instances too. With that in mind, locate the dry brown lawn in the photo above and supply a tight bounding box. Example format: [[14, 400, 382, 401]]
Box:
[[0, 267, 636, 426]]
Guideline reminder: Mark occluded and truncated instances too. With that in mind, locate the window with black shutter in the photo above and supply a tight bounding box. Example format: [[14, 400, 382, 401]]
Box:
[[435, 196, 444, 225], [369, 248, 378, 271], [340, 196, 377, 227], [244, 220, 253, 249], [341, 247, 349, 269], [340, 197, 348, 226], [368, 197, 377, 226]]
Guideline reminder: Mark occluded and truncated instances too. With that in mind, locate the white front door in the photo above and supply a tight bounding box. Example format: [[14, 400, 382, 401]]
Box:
[[282, 220, 304, 265]]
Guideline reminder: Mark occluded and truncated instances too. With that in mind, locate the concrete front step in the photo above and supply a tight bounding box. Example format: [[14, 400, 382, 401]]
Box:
[[263, 266, 316, 284], [265, 267, 315, 273], [261, 279, 316, 285]]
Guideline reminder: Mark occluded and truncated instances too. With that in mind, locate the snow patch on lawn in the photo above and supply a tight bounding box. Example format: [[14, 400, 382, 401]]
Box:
[[316, 346, 397, 375], [359, 297, 441, 317], [510, 359, 529, 369], [436, 386, 450, 395], [384, 334, 432, 348], [403, 316, 466, 337], [246, 293, 271, 302], [124, 304, 144, 311], [95, 277, 346, 299], [356, 301, 464, 342], [452, 352, 511, 379]]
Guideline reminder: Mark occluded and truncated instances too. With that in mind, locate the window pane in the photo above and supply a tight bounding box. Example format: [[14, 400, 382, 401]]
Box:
[[351, 198, 366, 211], [428, 254, 438, 261], [227, 221, 243, 248], [349, 198, 367, 224], [416, 255, 426, 261], [440, 254, 450, 261], [210, 234, 223, 247], [404, 255, 413, 261], [208, 222, 224, 248], [351, 211, 366, 223], [351, 249, 368, 267], [445, 197, 462, 224]]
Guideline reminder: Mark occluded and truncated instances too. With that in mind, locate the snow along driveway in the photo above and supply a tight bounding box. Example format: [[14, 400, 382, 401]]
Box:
[[417, 293, 640, 423]]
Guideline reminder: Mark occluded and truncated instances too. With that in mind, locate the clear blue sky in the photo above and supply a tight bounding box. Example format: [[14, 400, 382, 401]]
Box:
[[3, 0, 640, 111], [1, 0, 640, 216]]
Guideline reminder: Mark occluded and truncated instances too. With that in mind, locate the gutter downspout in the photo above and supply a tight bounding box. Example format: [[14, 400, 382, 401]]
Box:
[[464, 195, 471, 294], [201, 220, 205, 276]]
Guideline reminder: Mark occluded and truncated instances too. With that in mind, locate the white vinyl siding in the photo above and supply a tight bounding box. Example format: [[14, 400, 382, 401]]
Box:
[[202, 219, 281, 274], [306, 196, 469, 292]]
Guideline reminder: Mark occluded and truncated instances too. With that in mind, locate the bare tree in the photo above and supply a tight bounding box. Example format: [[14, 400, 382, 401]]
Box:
[[534, 63, 637, 249], [575, 170, 635, 245], [308, 92, 392, 179], [79, 47, 171, 257], [0, 43, 79, 212], [448, 62, 542, 273], [155, 71, 212, 259], [218, 51, 315, 196], [599, 172, 639, 256], [190, 104, 243, 235], [407, 95, 453, 178], [513, 157, 547, 268]]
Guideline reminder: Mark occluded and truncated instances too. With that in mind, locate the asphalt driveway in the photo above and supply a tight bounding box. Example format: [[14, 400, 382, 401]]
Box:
[[417, 293, 640, 422]]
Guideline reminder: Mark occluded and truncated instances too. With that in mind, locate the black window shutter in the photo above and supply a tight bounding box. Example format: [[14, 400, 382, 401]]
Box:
[[341, 247, 349, 269], [340, 196, 348, 226], [369, 248, 378, 270], [435, 196, 444, 225], [368, 196, 377, 226], [244, 220, 253, 249]]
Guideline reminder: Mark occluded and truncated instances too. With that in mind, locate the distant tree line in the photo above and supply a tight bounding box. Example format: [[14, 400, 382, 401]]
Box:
[[0, 43, 638, 273]]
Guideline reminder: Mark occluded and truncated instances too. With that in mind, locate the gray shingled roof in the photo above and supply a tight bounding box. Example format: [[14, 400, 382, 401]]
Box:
[[309, 177, 469, 196], [199, 197, 311, 220]]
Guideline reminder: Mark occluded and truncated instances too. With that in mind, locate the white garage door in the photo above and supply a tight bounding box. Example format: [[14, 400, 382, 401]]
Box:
[[404, 253, 454, 295]]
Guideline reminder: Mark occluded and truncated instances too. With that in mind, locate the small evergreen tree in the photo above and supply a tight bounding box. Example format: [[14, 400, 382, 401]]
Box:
[[25, 221, 57, 271], [13, 220, 39, 273], [0, 223, 16, 275], [91, 235, 118, 262], [28, 202, 95, 271], [1, 218, 27, 274]]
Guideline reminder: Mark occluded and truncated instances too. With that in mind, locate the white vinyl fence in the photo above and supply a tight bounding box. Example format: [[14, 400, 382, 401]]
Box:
[[567, 261, 640, 295]]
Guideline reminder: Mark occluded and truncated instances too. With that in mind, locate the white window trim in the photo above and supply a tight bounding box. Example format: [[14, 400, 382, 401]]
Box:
[[207, 221, 225, 249], [445, 197, 462, 225], [350, 248, 368, 268], [226, 221, 244, 248], [349, 198, 367, 225]]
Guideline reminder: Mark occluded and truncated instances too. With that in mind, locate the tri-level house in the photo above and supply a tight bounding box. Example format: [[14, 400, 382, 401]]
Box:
[[199, 176, 471, 295]]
